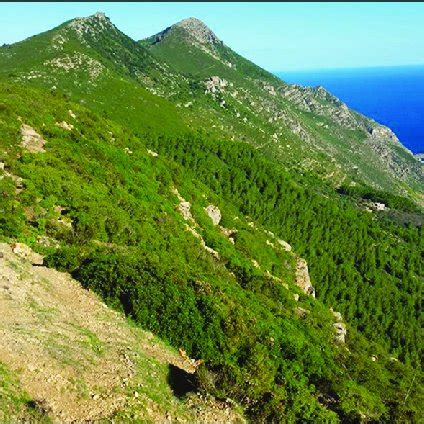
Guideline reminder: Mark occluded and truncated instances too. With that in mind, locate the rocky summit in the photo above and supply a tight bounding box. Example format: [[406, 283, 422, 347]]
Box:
[[174, 17, 222, 45], [0, 11, 422, 423]]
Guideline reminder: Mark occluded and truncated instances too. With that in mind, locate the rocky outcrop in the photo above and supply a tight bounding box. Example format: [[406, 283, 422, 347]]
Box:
[[66, 11, 118, 42], [203, 204, 236, 243], [262, 83, 276, 96], [10, 242, 43, 265], [20, 124, 46, 153], [204, 204, 221, 225], [279, 85, 359, 129], [56, 121, 74, 131], [44, 52, 104, 80], [175, 17, 222, 46], [148, 18, 226, 65], [277, 239, 292, 252], [173, 189, 219, 258], [295, 258, 315, 297], [276, 82, 423, 190], [331, 308, 347, 344], [172, 188, 194, 222], [205, 76, 228, 94], [179, 201, 193, 222]]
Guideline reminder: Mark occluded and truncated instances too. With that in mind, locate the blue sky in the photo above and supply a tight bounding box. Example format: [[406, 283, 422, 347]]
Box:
[[0, 2, 423, 72]]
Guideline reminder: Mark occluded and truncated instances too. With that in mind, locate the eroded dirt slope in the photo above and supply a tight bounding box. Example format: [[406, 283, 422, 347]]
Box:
[[0, 243, 244, 423]]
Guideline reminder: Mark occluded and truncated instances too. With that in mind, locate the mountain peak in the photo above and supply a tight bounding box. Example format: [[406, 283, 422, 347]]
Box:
[[174, 17, 222, 45], [145, 17, 222, 47], [93, 11, 107, 20], [66, 11, 116, 39], [69, 11, 110, 25]]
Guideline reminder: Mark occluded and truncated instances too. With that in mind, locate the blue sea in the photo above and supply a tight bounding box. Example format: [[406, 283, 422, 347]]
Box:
[[276, 65, 424, 154]]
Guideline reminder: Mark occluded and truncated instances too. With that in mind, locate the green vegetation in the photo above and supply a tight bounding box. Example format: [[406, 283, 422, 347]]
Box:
[[1, 81, 423, 422], [0, 363, 51, 422], [0, 12, 422, 203], [0, 11, 423, 423], [337, 183, 421, 213], [146, 132, 423, 367], [142, 19, 424, 200]]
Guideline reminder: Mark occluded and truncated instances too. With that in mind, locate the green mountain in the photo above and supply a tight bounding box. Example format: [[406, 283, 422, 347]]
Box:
[[0, 12, 188, 136], [141, 17, 423, 202], [0, 13, 422, 201], [0, 12, 423, 423]]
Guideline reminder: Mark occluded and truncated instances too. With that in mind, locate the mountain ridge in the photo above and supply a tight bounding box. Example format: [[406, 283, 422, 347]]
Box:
[[140, 15, 423, 202], [1, 11, 421, 205], [0, 12, 423, 422], [151, 17, 223, 46]]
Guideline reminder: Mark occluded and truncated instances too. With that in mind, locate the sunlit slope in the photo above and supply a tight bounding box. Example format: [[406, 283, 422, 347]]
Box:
[[0, 81, 422, 422], [143, 18, 423, 201]]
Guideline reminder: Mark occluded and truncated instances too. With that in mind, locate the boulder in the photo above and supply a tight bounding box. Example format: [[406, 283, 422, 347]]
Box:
[[333, 322, 347, 344], [20, 124, 46, 153], [204, 204, 221, 225], [10, 242, 43, 265], [295, 258, 315, 297]]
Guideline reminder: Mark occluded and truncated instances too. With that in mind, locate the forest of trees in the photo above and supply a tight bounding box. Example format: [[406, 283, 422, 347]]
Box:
[[337, 184, 421, 213], [146, 132, 423, 367], [1, 83, 422, 422]]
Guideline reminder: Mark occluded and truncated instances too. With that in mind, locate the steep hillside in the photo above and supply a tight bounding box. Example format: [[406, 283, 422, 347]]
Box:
[[0, 12, 423, 422], [0, 242, 244, 423], [145, 131, 423, 367], [0, 12, 422, 204], [0, 12, 188, 136], [142, 18, 423, 202], [0, 81, 422, 422]]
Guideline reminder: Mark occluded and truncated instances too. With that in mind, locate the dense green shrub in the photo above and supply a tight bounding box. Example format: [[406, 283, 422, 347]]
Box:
[[1, 82, 422, 422]]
